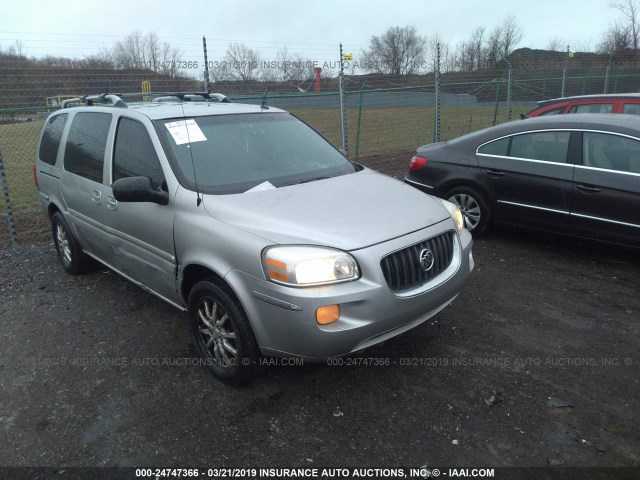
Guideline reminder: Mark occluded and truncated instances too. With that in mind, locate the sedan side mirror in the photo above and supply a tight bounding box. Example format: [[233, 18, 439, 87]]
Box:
[[112, 176, 169, 205]]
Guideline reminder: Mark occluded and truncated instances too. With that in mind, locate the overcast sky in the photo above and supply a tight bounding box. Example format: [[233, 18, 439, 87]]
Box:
[[0, 0, 621, 63]]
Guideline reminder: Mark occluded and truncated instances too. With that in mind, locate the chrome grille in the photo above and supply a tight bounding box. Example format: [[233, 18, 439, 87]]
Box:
[[381, 231, 455, 292]]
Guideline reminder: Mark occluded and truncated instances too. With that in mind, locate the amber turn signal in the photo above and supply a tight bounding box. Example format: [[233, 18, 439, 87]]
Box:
[[316, 305, 340, 325]]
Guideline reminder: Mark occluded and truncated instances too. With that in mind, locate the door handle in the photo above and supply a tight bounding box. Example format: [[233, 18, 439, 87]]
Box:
[[576, 184, 602, 193], [91, 189, 102, 204], [106, 195, 118, 211], [486, 169, 506, 177]]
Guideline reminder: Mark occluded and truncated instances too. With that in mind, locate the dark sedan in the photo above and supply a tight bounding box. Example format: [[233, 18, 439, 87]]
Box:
[[404, 114, 640, 248]]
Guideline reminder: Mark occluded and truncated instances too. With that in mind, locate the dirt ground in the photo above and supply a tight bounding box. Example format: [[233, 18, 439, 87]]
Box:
[[1, 221, 639, 479]]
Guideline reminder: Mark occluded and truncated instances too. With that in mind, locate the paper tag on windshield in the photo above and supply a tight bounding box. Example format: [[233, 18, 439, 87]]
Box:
[[246, 181, 276, 193], [164, 119, 207, 145]]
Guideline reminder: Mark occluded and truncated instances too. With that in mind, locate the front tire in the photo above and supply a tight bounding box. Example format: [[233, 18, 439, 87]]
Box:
[[446, 186, 491, 236], [188, 280, 262, 384], [51, 212, 89, 275]]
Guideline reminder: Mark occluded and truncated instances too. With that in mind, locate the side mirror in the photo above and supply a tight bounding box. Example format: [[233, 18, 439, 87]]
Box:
[[112, 176, 169, 205]]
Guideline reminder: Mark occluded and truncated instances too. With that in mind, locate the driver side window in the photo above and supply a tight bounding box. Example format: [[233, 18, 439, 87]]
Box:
[[113, 117, 166, 189]]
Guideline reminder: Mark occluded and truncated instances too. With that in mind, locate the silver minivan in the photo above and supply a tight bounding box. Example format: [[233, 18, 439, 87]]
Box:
[[34, 93, 474, 383]]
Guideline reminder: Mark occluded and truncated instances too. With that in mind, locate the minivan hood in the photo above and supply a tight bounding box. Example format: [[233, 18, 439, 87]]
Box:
[[202, 170, 449, 251]]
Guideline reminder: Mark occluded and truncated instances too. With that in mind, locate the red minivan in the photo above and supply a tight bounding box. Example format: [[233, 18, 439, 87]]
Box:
[[526, 93, 640, 116]]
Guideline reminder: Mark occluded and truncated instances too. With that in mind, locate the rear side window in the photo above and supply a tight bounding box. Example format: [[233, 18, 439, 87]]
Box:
[[510, 131, 571, 163], [568, 103, 613, 114], [537, 106, 565, 116], [64, 112, 112, 183], [113, 118, 166, 189], [478, 137, 509, 156], [623, 103, 640, 115], [39, 114, 68, 165], [583, 132, 640, 173]]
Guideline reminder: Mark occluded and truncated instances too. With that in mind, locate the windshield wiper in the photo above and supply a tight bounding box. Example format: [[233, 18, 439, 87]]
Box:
[[297, 176, 330, 184]]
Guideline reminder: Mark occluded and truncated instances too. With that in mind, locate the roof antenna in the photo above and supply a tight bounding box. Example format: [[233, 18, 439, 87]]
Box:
[[178, 91, 203, 207]]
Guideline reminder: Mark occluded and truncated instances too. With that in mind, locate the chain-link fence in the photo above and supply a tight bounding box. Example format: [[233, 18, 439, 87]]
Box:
[[2, 57, 640, 250]]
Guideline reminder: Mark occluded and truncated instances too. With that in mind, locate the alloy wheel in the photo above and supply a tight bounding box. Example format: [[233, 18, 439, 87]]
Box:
[[55, 223, 73, 267], [449, 193, 481, 231], [196, 297, 238, 368]]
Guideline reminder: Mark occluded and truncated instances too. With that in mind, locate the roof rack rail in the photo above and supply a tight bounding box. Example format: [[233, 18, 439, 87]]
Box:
[[61, 92, 231, 109], [61, 94, 127, 109]]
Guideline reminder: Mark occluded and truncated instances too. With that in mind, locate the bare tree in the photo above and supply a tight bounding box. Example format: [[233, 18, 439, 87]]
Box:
[[6, 40, 27, 58], [546, 36, 566, 52], [572, 39, 592, 52], [276, 45, 293, 81], [597, 22, 633, 53], [613, 0, 640, 52], [426, 34, 452, 72], [469, 27, 486, 69], [360, 25, 426, 75], [485, 26, 502, 65], [289, 53, 317, 81], [110, 31, 182, 76], [223, 43, 261, 81], [499, 15, 524, 59], [81, 45, 115, 69]]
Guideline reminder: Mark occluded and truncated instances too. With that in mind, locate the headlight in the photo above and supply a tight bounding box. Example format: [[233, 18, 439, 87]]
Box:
[[437, 198, 465, 234], [263, 246, 360, 287]]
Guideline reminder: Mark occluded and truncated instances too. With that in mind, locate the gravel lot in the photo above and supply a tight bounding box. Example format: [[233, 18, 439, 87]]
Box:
[[1, 228, 639, 476]]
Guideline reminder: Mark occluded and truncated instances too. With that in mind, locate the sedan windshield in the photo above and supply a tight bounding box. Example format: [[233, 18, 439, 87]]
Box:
[[155, 112, 356, 194]]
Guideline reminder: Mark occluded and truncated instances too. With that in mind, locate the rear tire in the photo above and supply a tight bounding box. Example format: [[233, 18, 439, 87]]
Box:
[[188, 279, 263, 384], [51, 212, 90, 275], [445, 186, 491, 236]]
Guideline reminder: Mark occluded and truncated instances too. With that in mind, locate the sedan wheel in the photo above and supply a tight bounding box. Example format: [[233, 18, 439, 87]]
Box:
[[446, 186, 491, 236]]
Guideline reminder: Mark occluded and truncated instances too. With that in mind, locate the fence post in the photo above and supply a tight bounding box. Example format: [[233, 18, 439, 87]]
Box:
[[354, 82, 367, 161], [604, 52, 612, 94], [202, 36, 210, 93], [561, 45, 569, 97], [433, 42, 441, 143], [0, 149, 19, 250], [492, 79, 501, 126], [339, 43, 348, 155], [506, 59, 512, 122]]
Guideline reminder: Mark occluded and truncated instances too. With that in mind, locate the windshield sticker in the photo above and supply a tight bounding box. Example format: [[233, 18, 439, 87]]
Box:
[[246, 181, 276, 193], [164, 119, 207, 145]]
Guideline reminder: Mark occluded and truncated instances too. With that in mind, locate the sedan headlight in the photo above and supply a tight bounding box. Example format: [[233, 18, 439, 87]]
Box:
[[437, 198, 465, 234], [263, 246, 360, 287]]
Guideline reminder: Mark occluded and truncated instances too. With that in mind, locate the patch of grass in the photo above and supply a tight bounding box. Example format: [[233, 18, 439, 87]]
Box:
[[0, 119, 44, 206], [0, 105, 529, 247], [291, 105, 530, 159]]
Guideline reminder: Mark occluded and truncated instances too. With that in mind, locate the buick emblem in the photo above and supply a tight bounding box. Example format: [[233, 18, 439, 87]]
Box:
[[419, 248, 435, 272]]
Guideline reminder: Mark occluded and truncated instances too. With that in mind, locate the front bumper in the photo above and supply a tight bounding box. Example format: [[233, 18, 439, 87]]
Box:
[[226, 221, 474, 359]]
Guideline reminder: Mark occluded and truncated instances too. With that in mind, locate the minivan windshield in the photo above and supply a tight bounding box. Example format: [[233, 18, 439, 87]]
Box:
[[155, 112, 356, 194]]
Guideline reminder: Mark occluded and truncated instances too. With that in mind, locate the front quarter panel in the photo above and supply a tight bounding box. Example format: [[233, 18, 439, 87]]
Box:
[[173, 188, 273, 301]]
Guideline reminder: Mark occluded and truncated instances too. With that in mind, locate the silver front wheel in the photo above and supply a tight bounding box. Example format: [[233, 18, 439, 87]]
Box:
[[196, 297, 238, 368], [188, 280, 262, 384]]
